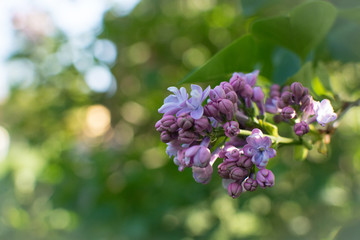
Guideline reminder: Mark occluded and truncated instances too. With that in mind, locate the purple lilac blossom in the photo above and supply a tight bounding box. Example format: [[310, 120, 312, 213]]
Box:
[[243, 128, 276, 169], [158, 87, 189, 115], [165, 141, 182, 158], [184, 145, 211, 168], [265, 97, 279, 114], [313, 99, 337, 126], [178, 84, 211, 119]]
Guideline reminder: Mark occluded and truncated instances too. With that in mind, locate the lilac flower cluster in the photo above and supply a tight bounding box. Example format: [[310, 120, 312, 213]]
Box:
[[265, 82, 337, 136], [156, 70, 338, 199], [218, 128, 276, 198]]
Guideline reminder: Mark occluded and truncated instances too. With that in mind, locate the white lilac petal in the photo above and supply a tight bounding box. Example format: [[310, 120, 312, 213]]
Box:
[[314, 99, 337, 126], [158, 103, 180, 115], [163, 95, 178, 104], [191, 107, 204, 120], [179, 87, 189, 101], [201, 86, 211, 102]]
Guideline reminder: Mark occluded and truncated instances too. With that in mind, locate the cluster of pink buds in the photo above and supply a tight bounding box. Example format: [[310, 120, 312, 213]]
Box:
[[155, 70, 337, 199]]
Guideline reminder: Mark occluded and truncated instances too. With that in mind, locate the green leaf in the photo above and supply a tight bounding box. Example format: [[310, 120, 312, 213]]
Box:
[[294, 145, 308, 161], [311, 77, 334, 99], [251, 1, 337, 59], [315, 62, 332, 91], [179, 34, 257, 84]]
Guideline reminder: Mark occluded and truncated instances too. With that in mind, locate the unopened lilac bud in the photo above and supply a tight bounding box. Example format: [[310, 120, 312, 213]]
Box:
[[185, 145, 211, 168], [300, 95, 312, 112], [281, 106, 296, 119], [240, 84, 253, 99], [155, 115, 178, 132], [237, 155, 253, 169], [252, 87, 264, 102], [229, 73, 245, 92], [224, 147, 241, 162], [252, 87, 265, 115], [223, 121, 240, 138], [226, 91, 238, 103], [244, 70, 259, 87], [243, 177, 258, 191], [220, 81, 234, 93], [218, 99, 234, 120], [178, 129, 197, 144], [217, 161, 236, 178], [204, 101, 220, 119], [291, 82, 304, 104], [294, 121, 309, 136], [177, 114, 194, 130], [281, 91, 293, 105], [192, 164, 213, 184], [277, 99, 287, 109], [209, 86, 226, 101], [281, 86, 290, 93], [161, 131, 173, 143], [270, 84, 281, 98], [302, 87, 309, 97], [155, 120, 162, 131], [256, 169, 275, 189], [194, 116, 211, 133], [229, 167, 248, 181], [228, 181, 243, 198]]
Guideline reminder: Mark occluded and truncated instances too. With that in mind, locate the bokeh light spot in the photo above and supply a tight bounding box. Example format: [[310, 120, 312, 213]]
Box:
[[114, 121, 134, 146], [185, 209, 214, 236], [93, 39, 117, 65], [85, 65, 115, 93], [85, 105, 111, 138], [142, 147, 167, 169], [48, 209, 71, 230], [121, 101, 147, 125], [182, 46, 210, 68], [127, 42, 151, 65], [289, 216, 311, 235]]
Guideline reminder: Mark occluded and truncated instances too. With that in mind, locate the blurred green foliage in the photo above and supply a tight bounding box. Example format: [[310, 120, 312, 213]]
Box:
[[1, 0, 360, 239]]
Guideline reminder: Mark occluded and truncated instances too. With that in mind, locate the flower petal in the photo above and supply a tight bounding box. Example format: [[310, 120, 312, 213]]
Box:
[[191, 107, 204, 120]]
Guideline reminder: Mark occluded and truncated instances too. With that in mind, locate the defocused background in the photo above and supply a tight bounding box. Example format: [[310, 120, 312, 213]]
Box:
[[0, 0, 360, 239]]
